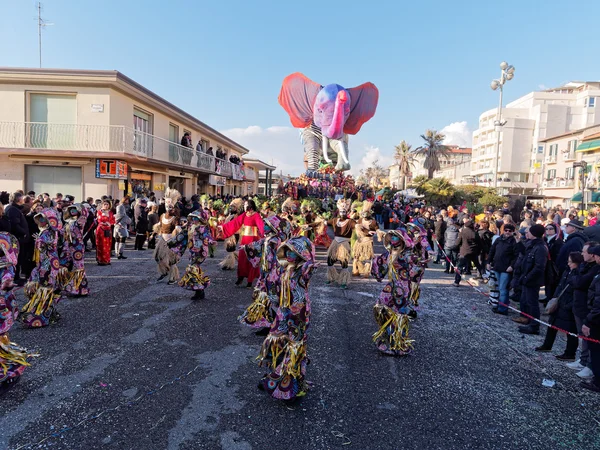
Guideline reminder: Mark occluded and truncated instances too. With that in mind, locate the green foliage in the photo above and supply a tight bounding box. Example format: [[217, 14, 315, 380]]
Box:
[[409, 175, 430, 194], [413, 129, 451, 178], [478, 191, 509, 208]]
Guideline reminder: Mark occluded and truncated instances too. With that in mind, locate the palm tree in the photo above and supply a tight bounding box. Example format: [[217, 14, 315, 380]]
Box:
[[393, 140, 415, 190], [413, 129, 451, 179]]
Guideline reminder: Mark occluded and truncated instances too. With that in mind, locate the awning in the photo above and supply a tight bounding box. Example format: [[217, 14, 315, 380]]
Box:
[[572, 192, 582, 202], [571, 192, 600, 202], [576, 139, 600, 153], [594, 192, 600, 202]]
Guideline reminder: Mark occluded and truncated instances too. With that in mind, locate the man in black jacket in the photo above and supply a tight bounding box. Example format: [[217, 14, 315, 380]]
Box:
[[4, 192, 30, 283], [433, 214, 447, 264], [517, 224, 548, 335], [581, 245, 600, 392], [570, 242, 600, 377], [453, 217, 483, 286], [487, 223, 517, 315], [556, 220, 586, 275]]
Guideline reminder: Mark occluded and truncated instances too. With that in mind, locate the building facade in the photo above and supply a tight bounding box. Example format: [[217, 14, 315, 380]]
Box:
[[412, 145, 472, 178], [471, 82, 600, 194], [243, 158, 276, 196], [0, 68, 268, 201]]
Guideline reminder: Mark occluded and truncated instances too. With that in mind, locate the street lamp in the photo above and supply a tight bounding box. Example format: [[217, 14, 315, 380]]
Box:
[[490, 61, 516, 190]]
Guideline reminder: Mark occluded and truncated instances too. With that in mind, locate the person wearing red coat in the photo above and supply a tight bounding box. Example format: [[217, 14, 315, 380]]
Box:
[[220, 200, 264, 287], [96, 200, 115, 266]]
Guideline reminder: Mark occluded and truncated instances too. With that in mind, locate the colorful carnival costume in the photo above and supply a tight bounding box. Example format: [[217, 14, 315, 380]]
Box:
[[258, 236, 316, 401], [95, 206, 115, 265], [0, 232, 34, 390], [280, 197, 300, 236], [313, 215, 332, 249], [220, 204, 265, 287], [352, 201, 379, 277], [405, 221, 433, 310], [179, 210, 214, 300], [63, 204, 90, 297], [153, 189, 182, 284], [371, 229, 419, 356], [21, 209, 63, 328], [326, 199, 355, 288], [239, 216, 290, 330], [219, 198, 244, 271]]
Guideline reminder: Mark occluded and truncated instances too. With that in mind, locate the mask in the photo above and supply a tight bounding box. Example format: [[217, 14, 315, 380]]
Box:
[[390, 235, 402, 247]]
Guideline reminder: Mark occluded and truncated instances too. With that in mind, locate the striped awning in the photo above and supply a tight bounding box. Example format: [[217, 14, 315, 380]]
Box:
[[576, 139, 600, 153]]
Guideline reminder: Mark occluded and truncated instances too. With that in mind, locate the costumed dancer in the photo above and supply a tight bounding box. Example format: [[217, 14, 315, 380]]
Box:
[[63, 204, 90, 297], [280, 197, 300, 235], [371, 229, 417, 356], [219, 200, 265, 288], [258, 236, 316, 401], [201, 195, 217, 258], [95, 200, 115, 266], [352, 201, 379, 277], [153, 189, 183, 284], [326, 198, 355, 289], [219, 198, 244, 271], [313, 214, 332, 249], [239, 215, 290, 331], [179, 210, 214, 300], [405, 221, 433, 313], [21, 208, 63, 328], [0, 232, 35, 391]]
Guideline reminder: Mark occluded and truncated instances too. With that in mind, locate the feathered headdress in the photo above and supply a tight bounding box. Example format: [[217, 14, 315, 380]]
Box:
[[164, 188, 181, 208], [361, 201, 373, 215], [337, 198, 351, 214], [229, 197, 244, 214], [282, 197, 299, 214]]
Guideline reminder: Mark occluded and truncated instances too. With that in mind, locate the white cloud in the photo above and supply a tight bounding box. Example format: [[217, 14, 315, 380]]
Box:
[[440, 121, 472, 147], [539, 84, 548, 91], [221, 125, 385, 178]]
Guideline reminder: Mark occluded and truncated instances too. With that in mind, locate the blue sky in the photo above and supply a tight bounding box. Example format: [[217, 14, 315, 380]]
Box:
[[2, 0, 600, 176]]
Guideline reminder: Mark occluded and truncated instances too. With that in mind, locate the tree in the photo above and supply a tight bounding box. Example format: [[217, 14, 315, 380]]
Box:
[[393, 140, 415, 190], [413, 129, 451, 179], [421, 177, 456, 205], [409, 175, 430, 195], [478, 191, 509, 209], [364, 159, 387, 188]]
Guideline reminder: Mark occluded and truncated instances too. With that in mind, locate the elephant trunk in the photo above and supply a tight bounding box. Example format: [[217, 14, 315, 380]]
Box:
[[325, 90, 347, 140]]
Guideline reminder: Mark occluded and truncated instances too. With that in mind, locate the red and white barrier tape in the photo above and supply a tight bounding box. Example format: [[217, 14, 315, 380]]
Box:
[[432, 239, 600, 345]]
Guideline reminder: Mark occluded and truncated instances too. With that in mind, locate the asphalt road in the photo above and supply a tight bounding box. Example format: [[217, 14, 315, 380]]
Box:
[[2, 239, 600, 450]]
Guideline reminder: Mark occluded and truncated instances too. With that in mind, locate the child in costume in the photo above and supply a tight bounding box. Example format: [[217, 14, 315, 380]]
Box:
[[219, 198, 244, 271], [96, 200, 115, 266], [21, 208, 63, 328], [371, 229, 417, 356], [63, 204, 90, 297], [405, 221, 433, 312], [153, 189, 183, 284], [179, 209, 214, 300], [326, 199, 355, 289], [239, 216, 290, 332], [352, 201, 379, 277], [0, 232, 34, 391], [258, 236, 316, 401]]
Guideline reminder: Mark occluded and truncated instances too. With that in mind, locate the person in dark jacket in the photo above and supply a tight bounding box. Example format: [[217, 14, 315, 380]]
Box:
[[556, 220, 586, 275], [133, 199, 149, 250], [382, 204, 390, 230], [433, 214, 447, 264], [443, 218, 460, 274], [373, 200, 383, 225], [477, 220, 494, 269], [4, 192, 30, 283], [535, 251, 581, 359], [544, 222, 564, 298], [581, 245, 600, 392], [487, 223, 517, 314], [0, 204, 11, 232], [510, 230, 528, 305], [453, 217, 483, 286], [583, 221, 600, 243], [516, 224, 548, 334]]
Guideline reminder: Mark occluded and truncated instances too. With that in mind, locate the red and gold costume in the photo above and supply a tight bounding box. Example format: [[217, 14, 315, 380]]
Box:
[[221, 210, 265, 284]]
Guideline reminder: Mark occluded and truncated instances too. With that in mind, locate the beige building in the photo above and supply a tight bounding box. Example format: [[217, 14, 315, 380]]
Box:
[[412, 145, 472, 178], [0, 67, 267, 200], [439, 157, 472, 185], [243, 158, 276, 196]]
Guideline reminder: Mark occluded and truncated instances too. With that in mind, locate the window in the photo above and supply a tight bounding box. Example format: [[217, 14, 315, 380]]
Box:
[[537, 145, 544, 154], [133, 108, 153, 156], [590, 97, 596, 108], [565, 167, 575, 179], [28, 93, 77, 148], [169, 124, 179, 163], [547, 169, 556, 179]]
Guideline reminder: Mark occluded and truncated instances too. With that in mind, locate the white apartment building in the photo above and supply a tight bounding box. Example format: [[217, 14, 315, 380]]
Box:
[[471, 82, 600, 194], [412, 145, 471, 178], [439, 158, 472, 186], [0, 67, 273, 200]]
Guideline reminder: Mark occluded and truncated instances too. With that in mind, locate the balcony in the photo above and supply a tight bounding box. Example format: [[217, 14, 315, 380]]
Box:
[[543, 179, 574, 188], [0, 121, 244, 177], [561, 150, 576, 161], [544, 155, 557, 164]]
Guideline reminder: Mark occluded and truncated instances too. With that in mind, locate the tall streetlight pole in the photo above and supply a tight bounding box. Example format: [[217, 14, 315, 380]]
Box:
[[490, 61, 515, 190]]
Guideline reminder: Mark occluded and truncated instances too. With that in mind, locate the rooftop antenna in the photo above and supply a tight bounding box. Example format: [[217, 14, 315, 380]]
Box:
[[37, 2, 53, 68]]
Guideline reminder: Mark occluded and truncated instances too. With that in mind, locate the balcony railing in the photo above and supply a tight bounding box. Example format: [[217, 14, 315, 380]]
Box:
[[0, 122, 250, 179]]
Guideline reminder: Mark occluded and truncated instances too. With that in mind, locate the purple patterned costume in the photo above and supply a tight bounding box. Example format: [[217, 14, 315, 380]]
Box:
[[179, 210, 214, 294], [63, 204, 90, 297], [259, 236, 316, 401]]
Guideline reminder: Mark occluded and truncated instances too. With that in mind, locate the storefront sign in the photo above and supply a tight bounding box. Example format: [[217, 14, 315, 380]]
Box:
[[154, 183, 165, 191], [96, 159, 128, 180], [209, 175, 226, 186], [232, 164, 244, 181], [91, 104, 104, 113]]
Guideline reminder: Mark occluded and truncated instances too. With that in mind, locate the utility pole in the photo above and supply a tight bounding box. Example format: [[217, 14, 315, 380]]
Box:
[[37, 2, 53, 68]]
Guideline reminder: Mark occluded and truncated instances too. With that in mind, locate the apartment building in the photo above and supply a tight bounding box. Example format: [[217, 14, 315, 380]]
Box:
[[438, 158, 472, 186], [412, 145, 472, 178], [471, 82, 600, 194], [0, 67, 268, 200]]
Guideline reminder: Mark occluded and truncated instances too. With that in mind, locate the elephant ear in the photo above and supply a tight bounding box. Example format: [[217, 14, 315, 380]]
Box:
[[344, 82, 379, 135], [278, 73, 322, 129]]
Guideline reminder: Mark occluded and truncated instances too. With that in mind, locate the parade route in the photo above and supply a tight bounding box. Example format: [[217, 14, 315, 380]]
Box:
[[2, 242, 600, 450]]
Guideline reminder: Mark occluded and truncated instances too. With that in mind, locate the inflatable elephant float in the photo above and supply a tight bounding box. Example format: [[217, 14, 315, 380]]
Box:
[[278, 72, 379, 174]]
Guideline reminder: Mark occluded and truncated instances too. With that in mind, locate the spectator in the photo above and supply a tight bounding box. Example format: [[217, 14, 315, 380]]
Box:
[[487, 223, 518, 315], [570, 242, 600, 378], [0, 204, 11, 232], [4, 192, 30, 283], [433, 214, 447, 264], [516, 224, 548, 335], [134, 198, 148, 251], [581, 245, 600, 393], [196, 140, 203, 153], [557, 219, 586, 275], [453, 217, 483, 287], [147, 204, 159, 250], [206, 146, 214, 156], [373, 200, 383, 225], [181, 132, 193, 148], [477, 220, 494, 269], [535, 251, 581, 360]]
